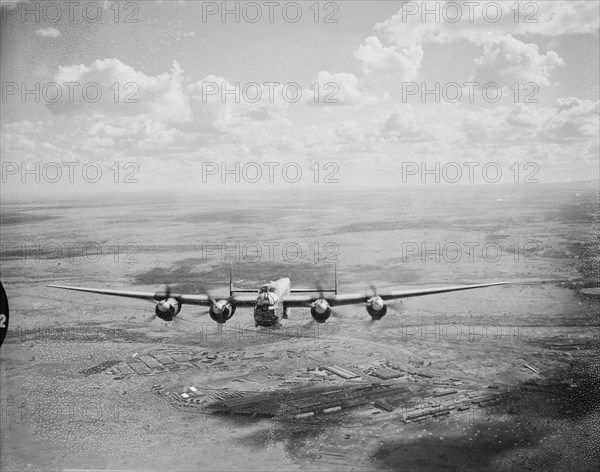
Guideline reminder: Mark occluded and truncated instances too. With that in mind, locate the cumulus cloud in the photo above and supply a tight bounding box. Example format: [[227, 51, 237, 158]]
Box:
[[312, 1, 590, 104], [471, 35, 565, 86], [185, 72, 326, 156], [0, 120, 47, 153], [309, 34, 424, 105], [187, 74, 236, 133], [365, 96, 598, 152], [462, 107, 515, 144], [47, 59, 191, 123], [506, 104, 550, 128], [3, 1, 597, 190], [187, 74, 292, 136], [376, 1, 599, 46], [376, 106, 430, 142], [541, 98, 600, 141], [371, 104, 468, 147], [458, 98, 600, 146], [519, 1, 600, 36], [355, 36, 423, 88], [311, 71, 363, 105]]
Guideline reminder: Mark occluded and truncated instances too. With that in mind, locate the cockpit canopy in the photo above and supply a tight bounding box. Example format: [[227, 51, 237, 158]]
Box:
[[259, 283, 278, 294]]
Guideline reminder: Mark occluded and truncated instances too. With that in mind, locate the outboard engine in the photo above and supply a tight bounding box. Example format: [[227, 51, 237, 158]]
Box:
[[209, 300, 236, 324], [311, 299, 332, 323], [155, 298, 181, 321], [366, 296, 387, 320]]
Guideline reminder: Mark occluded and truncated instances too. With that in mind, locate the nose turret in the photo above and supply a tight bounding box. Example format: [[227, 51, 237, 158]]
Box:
[[257, 292, 276, 306]]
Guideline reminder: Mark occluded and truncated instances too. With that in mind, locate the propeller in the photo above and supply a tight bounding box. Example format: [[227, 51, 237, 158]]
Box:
[[198, 283, 237, 305], [195, 285, 218, 317], [142, 284, 173, 323], [199, 293, 236, 316], [147, 284, 175, 306], [365, 284, 402, 310], [317, 282, 343, 319], [154, 284, 172, 300], [193, 282, 236, 323], [363, 284, 390, 320], [142, 284, 183, 322], [300, 282, 327, 309], [300, 282, 339, 322], [143, 283, 234, 324]]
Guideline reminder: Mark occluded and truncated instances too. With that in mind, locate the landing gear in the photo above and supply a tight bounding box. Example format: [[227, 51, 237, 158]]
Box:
[[283, 307, 291, 319]]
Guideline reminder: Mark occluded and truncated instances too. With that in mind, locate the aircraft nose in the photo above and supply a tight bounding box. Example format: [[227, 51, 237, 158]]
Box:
[[254, 309, 277, 327], [258, 293, 275, 305]]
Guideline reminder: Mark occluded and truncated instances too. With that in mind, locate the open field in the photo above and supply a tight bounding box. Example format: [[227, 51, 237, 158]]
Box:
[[1, 182, 599, 471]]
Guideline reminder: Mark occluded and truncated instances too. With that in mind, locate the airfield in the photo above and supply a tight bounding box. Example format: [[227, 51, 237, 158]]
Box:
[[1, 182, 599, 471]]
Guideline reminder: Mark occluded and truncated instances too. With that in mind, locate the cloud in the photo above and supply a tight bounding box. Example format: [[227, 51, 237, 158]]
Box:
[[36, 27, 60, 38], [275, 136, 305, 153], [506, 104, 550, 128], [313, 1, 589, 104], [365, 96, 599, 153], [0, 120, 47, 153], [458, 98, 599, 147], [376, 1, 600, 47], [309, 34, 424, 105], [355, 36, 423, 89], [2, 120, 45, 134], [376, 106, 431, 142], [311, 71, 364, 105], [2, 1, 597, 192], [334, 121, 364, 143], [471, 35, 565, 86], [246, 109, 275, 121], [518, 1, 600, 36], [540, 98, 600, 142], [372, 104, 466, 146], [47, 59, 191, 123], [187, 75, 293, 135]]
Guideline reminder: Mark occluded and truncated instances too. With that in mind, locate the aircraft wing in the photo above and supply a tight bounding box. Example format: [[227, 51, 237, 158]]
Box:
[[282, 281, 510, 307], [48, 281, 511, 309], [47, 285, 257, 306]]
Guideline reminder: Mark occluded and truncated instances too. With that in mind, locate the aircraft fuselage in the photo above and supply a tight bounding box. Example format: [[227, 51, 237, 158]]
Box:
[[253, 277, 290, 327]]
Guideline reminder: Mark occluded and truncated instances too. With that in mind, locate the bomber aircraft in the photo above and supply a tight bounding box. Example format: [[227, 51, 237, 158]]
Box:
[[48, 265, 510, 327]]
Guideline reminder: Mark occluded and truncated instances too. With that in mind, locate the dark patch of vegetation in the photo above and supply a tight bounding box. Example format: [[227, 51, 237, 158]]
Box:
[[80, 360, 122, 376]]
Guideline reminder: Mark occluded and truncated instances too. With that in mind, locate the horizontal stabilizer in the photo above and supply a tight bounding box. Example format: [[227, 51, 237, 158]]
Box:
[[291, 289, 337, 293]]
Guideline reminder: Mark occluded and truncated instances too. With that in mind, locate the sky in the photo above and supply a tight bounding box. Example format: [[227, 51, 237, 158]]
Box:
[[1, 0, 599, 195]]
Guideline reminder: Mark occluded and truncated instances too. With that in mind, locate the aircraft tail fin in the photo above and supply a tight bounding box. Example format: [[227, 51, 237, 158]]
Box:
[[229, 263, 233, 297]]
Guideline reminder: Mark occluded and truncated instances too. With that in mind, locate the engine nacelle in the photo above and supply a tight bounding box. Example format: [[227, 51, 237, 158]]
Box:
[[311, 299, 331, 323], [155, 298, 181, 321], [366, 296, 387, 320], [209, 300, 236, 324]]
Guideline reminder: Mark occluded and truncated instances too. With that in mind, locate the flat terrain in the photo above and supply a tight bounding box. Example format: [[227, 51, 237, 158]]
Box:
[[1, 182, 599, 471]]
